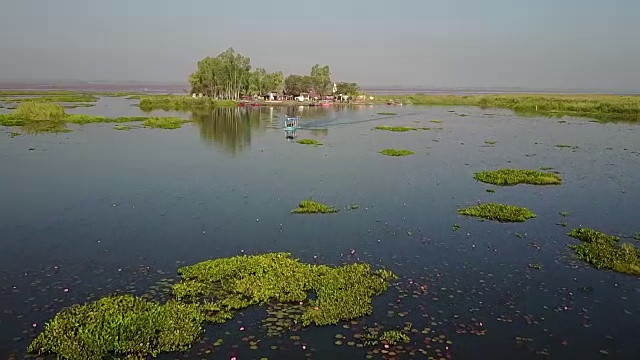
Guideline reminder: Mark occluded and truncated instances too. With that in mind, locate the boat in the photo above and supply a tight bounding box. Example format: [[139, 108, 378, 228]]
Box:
[[284, 115, 300, 131], [319, 99, 333, 106]]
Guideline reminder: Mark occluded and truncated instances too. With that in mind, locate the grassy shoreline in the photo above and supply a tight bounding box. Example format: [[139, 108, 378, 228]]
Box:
[[2, 90, 639, 122], [373, 93, 640, 122], [0, 102, 189, 132]]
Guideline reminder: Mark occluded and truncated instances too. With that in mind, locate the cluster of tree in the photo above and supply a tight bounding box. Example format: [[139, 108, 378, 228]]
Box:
[[189, 48, 284, 100], [283, 66, 360, 97], [189, 48, 360, 100]]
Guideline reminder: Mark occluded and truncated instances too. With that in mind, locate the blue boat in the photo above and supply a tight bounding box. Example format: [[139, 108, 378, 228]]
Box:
[[284, 115, 300, 131]]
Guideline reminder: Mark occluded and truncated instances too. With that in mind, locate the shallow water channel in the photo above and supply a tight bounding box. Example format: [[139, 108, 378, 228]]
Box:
[[1, 98, 639, 359]]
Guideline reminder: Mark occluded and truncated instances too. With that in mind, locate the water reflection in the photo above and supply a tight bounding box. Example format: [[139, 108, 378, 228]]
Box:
[[191, 107, 266, 155], [191, 106, 340, 154]]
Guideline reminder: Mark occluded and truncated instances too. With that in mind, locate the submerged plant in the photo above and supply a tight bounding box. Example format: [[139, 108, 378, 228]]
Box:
[[458, 203, 537, 222], [473, 168, 562, 186], [374, 125, 417, 132], [568, 228, 640, 276], [296, 138, 323, 145], [28, 294, 205, 360], [379, 148, 415, 157], [292, 199, 339, 214]]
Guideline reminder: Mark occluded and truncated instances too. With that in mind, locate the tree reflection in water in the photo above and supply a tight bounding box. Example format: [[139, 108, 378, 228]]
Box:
[[191, 106, 336, 154], [191, 107, 265, 155]]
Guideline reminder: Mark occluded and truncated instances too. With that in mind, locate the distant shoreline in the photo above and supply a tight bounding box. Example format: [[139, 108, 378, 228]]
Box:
[[0, 81, 638, 96]]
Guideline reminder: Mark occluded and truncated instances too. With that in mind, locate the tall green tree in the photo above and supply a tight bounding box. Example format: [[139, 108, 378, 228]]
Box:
[[310, 64, 331, 96], [335, 82, 360, 95], [284, 75, 313, 95], [189, 47, 252, 100]]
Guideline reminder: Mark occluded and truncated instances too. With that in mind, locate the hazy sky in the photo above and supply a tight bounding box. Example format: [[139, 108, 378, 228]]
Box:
[[1, 0, 639, 89]]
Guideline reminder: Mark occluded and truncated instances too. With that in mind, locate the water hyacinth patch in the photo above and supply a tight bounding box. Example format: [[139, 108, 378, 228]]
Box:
[[374, 126, 417, 132], [28, 253, 398, 359], [173, 253, 397, 326], [379, 148, 415, 157], [296, 138, 323, 145], [568, 228, 640, 276], [143, 117, 189, 129], [473, 168, 562, 186], [292, 199, 339, 214], [458, 203, 537, 222], [28, 294, 205, 360]]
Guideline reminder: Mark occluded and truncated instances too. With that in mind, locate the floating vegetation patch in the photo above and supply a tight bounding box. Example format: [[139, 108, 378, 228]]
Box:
[[296, 138, 323, 145], [634, 233, 640, 241], [559, 211, 569, 217], [291, 199, 339, 214], [173, 253, 397, 326], [29, 253, 397, 359], [379, 148, 415, 157], [28, 294, 205, 360], [429, 119, 443, 123], [568, 228, 640, 276], [379, 330, 411, 345], [486, 188, 496, 193], [143, 117, 189, 129], [139, 96, 236, 111], [458, 203, 537, 222], [113, 124, 132, 131], [484, 140, 497, 145], [473, 168, 562, 186], [65, 114, 149, 124], [377, 112, 397, 115], [374, 125, 417, 132], [539, 166, 554, 170]]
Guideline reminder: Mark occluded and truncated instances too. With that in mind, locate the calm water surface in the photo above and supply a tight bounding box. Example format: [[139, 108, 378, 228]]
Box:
[[1, 98, 639, 359]]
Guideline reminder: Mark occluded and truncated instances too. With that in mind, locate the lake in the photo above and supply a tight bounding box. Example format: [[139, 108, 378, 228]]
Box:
[[1, 97, 639, 359]]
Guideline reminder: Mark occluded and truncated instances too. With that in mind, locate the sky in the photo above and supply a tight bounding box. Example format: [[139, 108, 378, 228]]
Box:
[[1, 0, 639, 90]]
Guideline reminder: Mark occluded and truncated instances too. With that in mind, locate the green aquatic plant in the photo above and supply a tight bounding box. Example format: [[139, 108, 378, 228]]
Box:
[[484, 140, 497, 145], [113, 124, 132, 131], [379, 330, 411, 345], [458, 203, 537, 222], [633, 233, 640, 241], [28, 294, 205, 360], [568, 228, 640, 276], [292, 199, 339, 214], [429, 119, 443, 123], [373, 93, 640, 123], [65, 114, 148, 124], [0, 114, 24, 126], [138, 96, 236, 111], [379, 148, 415, 156], [143, 117, 188, 129], [377, 112, 397, 115], [296, 138, 323, 145], [173, 253, 397, 326], [473, 168, 562, 186], [486, 188, 496, 193], [374, 125, 417, 132]]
